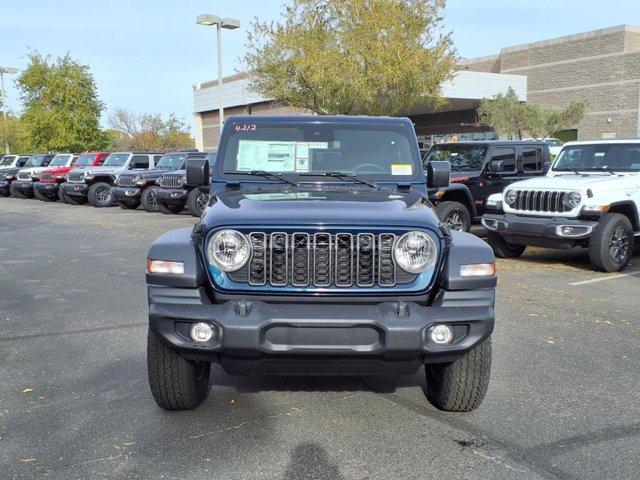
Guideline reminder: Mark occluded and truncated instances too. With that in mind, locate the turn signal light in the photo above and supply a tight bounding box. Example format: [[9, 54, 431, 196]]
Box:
[[147, 259, 184, 274], [460, 263, 496, 277]]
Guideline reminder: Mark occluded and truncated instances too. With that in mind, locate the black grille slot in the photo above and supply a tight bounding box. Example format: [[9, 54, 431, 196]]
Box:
[[514, 190, 570, 213], [248, 233, 267, 285], [292, 233, 310, 286], [357, 234, 375, 287], [335, 233, 354, 287], [378, 234, 396, 287], [270, 233, 288, 286], [313, 233, 332, 287]]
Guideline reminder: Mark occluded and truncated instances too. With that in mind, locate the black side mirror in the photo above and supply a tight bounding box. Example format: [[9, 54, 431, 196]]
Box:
[[186, 159, 210, 186], [489, 160, 504, 173], [543, 162, 551, 174], [427, 161, 450, 189]]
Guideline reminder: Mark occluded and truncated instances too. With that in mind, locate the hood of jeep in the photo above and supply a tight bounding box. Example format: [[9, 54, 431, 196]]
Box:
[[18, 167, 47, 175], [76, 166, 123, 176], [507, 173, 640, 195], [202, 187, 440, 228]]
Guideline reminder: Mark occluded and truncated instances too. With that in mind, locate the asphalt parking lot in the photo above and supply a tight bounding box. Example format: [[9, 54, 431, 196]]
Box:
[[1, 197, 639, 480]]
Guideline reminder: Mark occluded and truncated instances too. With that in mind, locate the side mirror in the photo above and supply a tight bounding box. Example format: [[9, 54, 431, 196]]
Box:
[[489, 160, 504, 173], [543, 162, 551, 174], [427, 161, 450, 189], [186, 159, 210, 186]]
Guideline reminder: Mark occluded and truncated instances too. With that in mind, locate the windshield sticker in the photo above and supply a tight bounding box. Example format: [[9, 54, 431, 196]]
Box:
[[594, 152, 606, 157], [391, 164, 413, 176], [237, 140, 296, 172]]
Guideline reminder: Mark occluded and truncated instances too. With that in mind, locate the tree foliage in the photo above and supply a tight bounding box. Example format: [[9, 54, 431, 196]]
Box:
[[107, 108, 194, 151], [0, 112, 30, 153], [16, 51, 108, 151], [245, 0, 457, 116], [478, 87, 587, 139]]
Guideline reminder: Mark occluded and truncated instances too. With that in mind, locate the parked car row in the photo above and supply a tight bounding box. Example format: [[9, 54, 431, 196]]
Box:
[[0, 150, 217, 217]]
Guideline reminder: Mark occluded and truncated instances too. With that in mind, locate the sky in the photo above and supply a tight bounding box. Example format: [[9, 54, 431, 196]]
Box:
[[1, 0, 639, 132]]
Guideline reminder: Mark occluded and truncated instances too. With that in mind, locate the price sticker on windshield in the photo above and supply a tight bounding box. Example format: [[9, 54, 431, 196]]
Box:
[[391, 164, 413, 176]]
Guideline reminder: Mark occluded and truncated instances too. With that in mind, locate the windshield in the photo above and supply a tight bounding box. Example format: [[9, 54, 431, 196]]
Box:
[[0, 156, 16, 167], [49, 154, 72, 167], [103, 153, 130, 167], [424, 145, 487, 172], [75, 154, 97, 167], [221, 123, 418, 180], [156, 153, 187, 170], [23, 155, 47, 167], [553, 144, 640, 172]]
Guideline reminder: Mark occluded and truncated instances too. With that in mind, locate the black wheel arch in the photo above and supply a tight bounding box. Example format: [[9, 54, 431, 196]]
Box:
[[607, 201, 639, 231], [431, 184, 477, 217]]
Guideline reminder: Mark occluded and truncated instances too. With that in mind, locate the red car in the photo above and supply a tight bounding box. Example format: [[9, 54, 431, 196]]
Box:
[[34, 152, 109, 202]]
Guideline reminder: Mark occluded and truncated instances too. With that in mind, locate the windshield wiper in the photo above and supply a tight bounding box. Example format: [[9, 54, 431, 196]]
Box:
[[224, 170, 300, 187], [298, 171, 379, 189], [591, 167, 617, 175]]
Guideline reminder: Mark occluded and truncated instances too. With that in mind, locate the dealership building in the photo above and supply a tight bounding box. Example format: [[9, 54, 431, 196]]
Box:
[[193, 24, 640, 151]]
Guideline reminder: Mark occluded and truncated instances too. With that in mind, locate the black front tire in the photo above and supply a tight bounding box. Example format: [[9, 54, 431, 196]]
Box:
[[589, 213, 634, 272], [157, 200, 184, 215], [118, 199, 140, 210], [9, 183, 27, 199], [34, 189, 55, 202], [187, 188, 210, 217], [425, 337, 492, 412], [88, 182, 114, 207], [436, 201, 471, 232], [486, 231, 526, 258], [147, 330, 211, 410], [141, 186, 160, 212], [62, 191, 87, 205]]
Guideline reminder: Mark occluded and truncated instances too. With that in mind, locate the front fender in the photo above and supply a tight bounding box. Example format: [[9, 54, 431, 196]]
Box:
[[431, 183, 478, 217], [438, 231, 496, 290], [146, 228, 207, 288]]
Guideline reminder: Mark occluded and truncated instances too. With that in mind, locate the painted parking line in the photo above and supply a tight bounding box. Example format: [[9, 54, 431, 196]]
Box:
[[570, 270, 640, 286]]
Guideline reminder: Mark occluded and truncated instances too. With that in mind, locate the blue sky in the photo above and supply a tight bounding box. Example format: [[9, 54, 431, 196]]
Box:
[[1, 0, 639, 131]]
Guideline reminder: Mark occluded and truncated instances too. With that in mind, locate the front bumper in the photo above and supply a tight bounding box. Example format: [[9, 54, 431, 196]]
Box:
[[63, 182, 89, 197], [12, 180, 35, 194], [156, 188, 188, 205], [148, 286, 495, 375], [34, 182, 60, 196], [482, 212, 599, 248], [113, 186, 142, 200]]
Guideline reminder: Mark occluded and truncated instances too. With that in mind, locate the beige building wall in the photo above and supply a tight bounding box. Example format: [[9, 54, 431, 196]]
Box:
[[461, 25, 640, 140]]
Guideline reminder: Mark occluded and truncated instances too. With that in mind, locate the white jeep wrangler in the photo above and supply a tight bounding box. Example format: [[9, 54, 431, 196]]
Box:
[[482, 140, 640, 272]]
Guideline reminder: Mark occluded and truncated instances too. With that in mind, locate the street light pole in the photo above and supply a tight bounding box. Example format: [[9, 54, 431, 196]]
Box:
[[196, 14, 240, 137], [0, 66, 18, 154]]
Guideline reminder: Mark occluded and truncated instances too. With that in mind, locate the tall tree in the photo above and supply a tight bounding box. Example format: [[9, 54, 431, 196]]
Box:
[[478, 88, 587, 139], [245, 0, 457, 116], [17, 51, 108, 152], [0, 112, 30, 153], [107, 108, 194, 151]]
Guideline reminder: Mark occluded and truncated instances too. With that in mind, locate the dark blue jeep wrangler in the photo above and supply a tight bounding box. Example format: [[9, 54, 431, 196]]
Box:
[[145, 116, 496, 412]]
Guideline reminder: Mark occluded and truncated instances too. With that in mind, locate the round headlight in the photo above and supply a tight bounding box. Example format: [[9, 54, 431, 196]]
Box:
[[564, 191, 582, 209], [393, 231, 437, 274], [207, 229, 250, 272], [505, 190, 517, 206]]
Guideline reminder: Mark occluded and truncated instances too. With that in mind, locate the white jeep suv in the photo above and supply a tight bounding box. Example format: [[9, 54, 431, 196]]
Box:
[[482, 140, 640, 272]]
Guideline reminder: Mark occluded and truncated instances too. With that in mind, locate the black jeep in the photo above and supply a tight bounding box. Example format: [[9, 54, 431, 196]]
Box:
[[424, 141, 550, 231], [145, 115, 497, 412], [154, 151, 217, 217]]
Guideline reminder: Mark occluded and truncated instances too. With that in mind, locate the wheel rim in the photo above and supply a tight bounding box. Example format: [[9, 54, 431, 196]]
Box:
[[445, 212, 465, 231], [96, 187, 111, 203], [196, 194, 209, 213], [609, 225, 630, 263], [149, 190, 158, 207]]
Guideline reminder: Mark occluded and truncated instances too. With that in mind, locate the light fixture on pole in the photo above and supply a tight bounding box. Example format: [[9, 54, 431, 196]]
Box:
[[0, 66, 18, 154], [196, 14, 240, 136]]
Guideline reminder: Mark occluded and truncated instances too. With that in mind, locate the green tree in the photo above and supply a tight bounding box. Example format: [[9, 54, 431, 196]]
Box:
[[0, 111, 30, 153], [17, 51, 108, 152], [478, 87, 588, 139], [245, 0, 457, 116], [107, 108, 194, 151]]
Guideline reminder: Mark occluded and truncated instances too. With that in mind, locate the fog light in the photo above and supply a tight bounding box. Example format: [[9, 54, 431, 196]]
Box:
[[561, 226, 574, 235], [190, 322, 214, 343], [430, 324, 454, 345]]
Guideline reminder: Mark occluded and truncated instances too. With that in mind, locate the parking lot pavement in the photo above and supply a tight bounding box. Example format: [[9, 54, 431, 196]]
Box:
[[1, 197, 638, 480]]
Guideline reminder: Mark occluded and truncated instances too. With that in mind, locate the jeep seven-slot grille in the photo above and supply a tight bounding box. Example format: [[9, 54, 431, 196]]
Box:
[[118, 175, 136, 187], [17, 171, 32, 181], [512, 190, 570, 213], [40, 171, 54, 181], [157, 174, 182, 188], [231, 232, 405, 288], [66, 171, 85, 183]]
